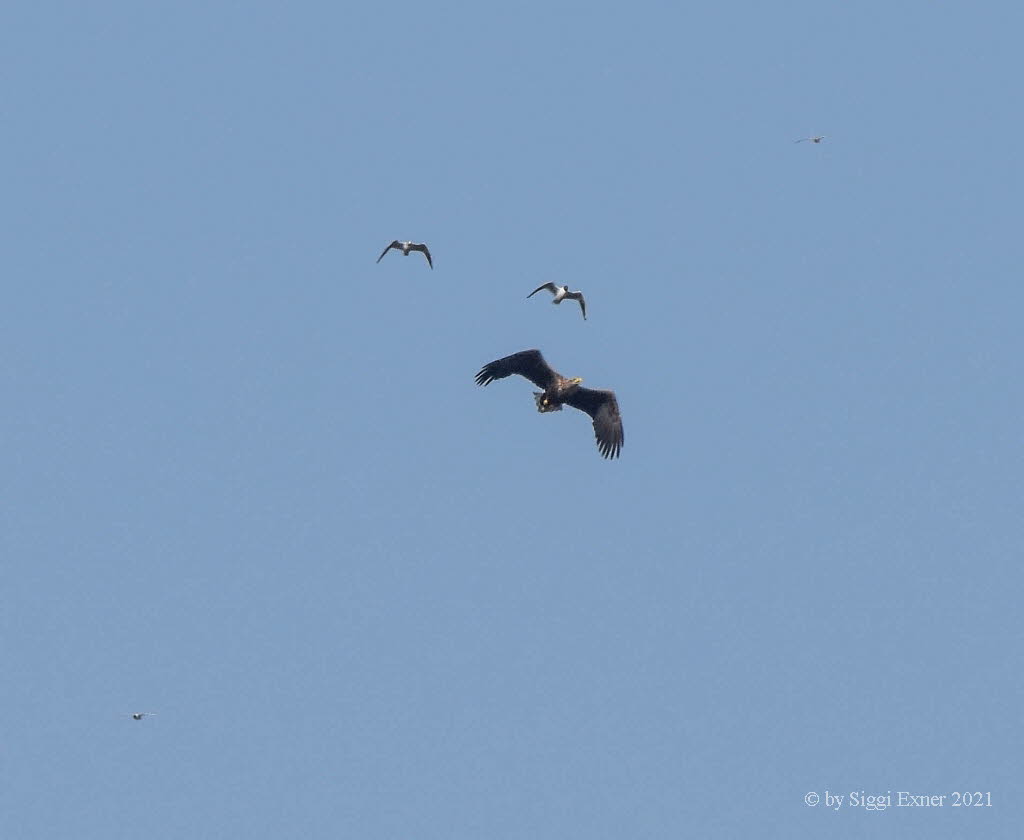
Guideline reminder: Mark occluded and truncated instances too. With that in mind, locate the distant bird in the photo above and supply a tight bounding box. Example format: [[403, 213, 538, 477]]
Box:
[[127, 712, 157, 721], [376, 240, 433, 269], [795, 135, 826, 144], [476, 349, 623, 458], [527, 283, 587, 320]]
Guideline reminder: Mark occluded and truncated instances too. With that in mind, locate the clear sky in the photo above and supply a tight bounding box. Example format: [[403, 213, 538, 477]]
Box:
[[2, 2, 1021, 837]]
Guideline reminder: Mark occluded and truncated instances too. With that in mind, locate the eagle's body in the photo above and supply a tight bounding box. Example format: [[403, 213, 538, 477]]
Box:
[[376, 239, 433, 269], [534, 376, 582, 412], [476, 349, 623, 458]]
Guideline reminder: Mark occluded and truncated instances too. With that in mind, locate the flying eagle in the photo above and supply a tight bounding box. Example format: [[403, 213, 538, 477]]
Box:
[[376, 240, 433, 269], [527, 283, 586, 320], [475, 349, 623, 458]]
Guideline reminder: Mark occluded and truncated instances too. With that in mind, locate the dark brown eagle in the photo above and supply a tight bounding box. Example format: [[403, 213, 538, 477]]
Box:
[[475, 349, 624, 459]]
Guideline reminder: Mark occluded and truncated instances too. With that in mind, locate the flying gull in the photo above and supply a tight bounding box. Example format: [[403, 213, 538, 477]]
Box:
[[376, 240, 433, 269], [527, 283, 587, 320]]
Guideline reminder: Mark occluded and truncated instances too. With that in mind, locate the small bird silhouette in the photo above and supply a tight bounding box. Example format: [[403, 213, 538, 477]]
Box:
[[376, 240, 433, 269], [527, 283, 587, 320]]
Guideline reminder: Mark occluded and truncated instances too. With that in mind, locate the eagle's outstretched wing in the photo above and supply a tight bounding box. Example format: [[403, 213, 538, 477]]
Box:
[[564, 387, 623, 459], [376, 240, 400, 263], [475, 349, 559, 391]]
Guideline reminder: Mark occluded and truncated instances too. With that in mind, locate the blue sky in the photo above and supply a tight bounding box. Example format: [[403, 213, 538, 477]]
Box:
[[2, 1, 1021, 837]]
